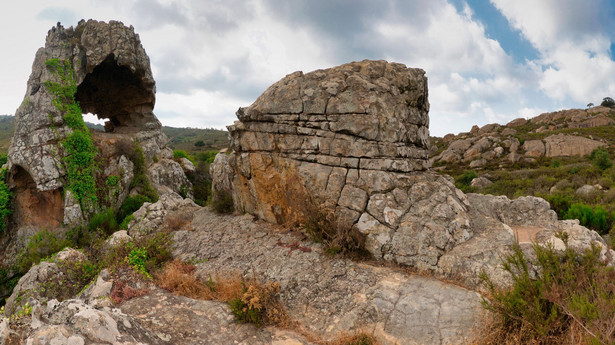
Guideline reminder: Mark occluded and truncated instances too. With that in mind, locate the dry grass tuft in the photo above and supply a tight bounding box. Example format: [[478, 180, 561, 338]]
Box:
[[324, 331, 381, 345], [155, 260, 289, 327], [164, 213, 191, 231]]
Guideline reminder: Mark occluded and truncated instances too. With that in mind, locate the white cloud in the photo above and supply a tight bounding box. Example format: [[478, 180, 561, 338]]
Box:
[[155, 90, 249, 129], [490, 0, 615, 104]]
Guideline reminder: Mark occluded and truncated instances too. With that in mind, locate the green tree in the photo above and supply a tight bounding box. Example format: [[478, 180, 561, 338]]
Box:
[[194, 140, 205, 147], [601, 97, 615, 108], [590, 147, 612, 170]]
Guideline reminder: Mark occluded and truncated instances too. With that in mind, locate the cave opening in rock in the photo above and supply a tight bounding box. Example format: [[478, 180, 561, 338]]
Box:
[[75, 54, 155, 134], [9, 166, 64, 228]]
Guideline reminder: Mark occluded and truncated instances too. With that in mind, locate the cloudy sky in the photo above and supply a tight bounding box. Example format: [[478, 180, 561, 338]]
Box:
[[1, 0, 614, 136]]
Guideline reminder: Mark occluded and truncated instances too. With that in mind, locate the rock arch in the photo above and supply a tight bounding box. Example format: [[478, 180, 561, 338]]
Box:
[[7, 20, 191, 229], [75, 54, 156, 133]]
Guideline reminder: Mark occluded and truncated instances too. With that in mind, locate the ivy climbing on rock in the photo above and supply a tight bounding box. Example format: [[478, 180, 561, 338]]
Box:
[[44, 58, 98, 209]]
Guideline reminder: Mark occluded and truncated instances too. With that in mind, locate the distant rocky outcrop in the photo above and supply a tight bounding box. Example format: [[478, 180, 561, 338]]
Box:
[[213, 60, 474, 271], [3, 20, 191, 264], [432, 107, 613, 167]]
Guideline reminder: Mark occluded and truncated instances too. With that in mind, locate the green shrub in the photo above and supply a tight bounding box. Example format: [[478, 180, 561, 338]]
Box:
[[229, 296, 262, 326], [130, 143, 159, 203], [545, 192, 574, 218], [187, 161, 212, 206], [17, 230, 70, 274], [481, 238, 615, 344], [119, 215, 134, 230], [173, 150, 195, 164], [117, 195, 149, 225], [195, 151, 218, 164], [126, 243, 150, 277], [564, 203, 611, 234], [88, 208, 118, 235], [0, 169, 12, 233], [454, 171, 477, 191], [590, 147, 612, 170]]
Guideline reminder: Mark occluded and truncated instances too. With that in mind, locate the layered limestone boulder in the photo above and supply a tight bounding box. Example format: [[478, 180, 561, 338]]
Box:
[[213, 60, 472, 270], [6, 20, 190, 230]]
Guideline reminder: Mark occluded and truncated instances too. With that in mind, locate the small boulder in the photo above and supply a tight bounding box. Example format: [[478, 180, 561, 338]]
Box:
[[506, 118, 527, 127], [179, 157, 196, 174], [576, 184, 599, 197], [469, 158, 487, 168], [470, 177, 492, 188], [522, 140, 545, 157], [500, 128, 517, 136]]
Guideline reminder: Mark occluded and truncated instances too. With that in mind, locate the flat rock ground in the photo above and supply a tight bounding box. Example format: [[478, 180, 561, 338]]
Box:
[[122, 207, 485, 345]]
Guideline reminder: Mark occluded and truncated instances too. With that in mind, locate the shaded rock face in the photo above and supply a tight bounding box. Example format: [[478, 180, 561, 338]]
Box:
[[214, 60, 473, 270], [7, 20, 190, 228]]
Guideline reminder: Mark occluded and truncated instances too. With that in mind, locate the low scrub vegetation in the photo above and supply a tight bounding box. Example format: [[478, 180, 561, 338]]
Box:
[[479, 235, 615, 345], [449, 148, 615, 235], [302, 206, 368, 258]]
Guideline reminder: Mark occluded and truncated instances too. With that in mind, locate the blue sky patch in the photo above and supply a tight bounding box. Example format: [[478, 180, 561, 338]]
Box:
[[450, 0, 540, 63]]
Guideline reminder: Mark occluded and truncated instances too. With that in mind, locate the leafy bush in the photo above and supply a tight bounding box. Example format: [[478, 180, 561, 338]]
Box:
[[195, 151, 218, 164], [590, 147, 612, 170], [117, 195, 149, 225], [564, 203, 611, 234], [130, 143, 159, 203], [186, 161, 212, 206], [545, 192, 574, 218], [88, 208, 118, 235], [454, 171, 477, 191], [126, 243, 150, 277], [0, 169, 12, 233], [17, 230, 70, 274], [480, 238, 615, 344], [173, 150, 195, 164]]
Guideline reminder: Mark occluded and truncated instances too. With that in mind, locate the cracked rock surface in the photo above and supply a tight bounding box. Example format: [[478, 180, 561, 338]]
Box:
[[169, 208, 484, 345]]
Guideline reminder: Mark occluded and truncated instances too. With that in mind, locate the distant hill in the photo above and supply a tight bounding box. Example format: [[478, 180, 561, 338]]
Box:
[[0, 116, 14, 153], [0, 115, 229, 155]]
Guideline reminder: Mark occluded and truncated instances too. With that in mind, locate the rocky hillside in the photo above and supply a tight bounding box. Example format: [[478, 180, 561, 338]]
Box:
[[431, 105, 615, 238], [432, 106, 614, 169]]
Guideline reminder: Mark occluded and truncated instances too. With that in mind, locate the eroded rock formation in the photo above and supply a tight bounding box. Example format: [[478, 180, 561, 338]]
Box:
[[6, 20, 190, 231], [214, 60, 472, 270], [213, 59, 615, 285]]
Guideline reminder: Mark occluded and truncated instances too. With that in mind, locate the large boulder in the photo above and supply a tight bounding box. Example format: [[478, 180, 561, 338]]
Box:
[[212, 60, 473, 271], [544, 134, 606, 157]]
